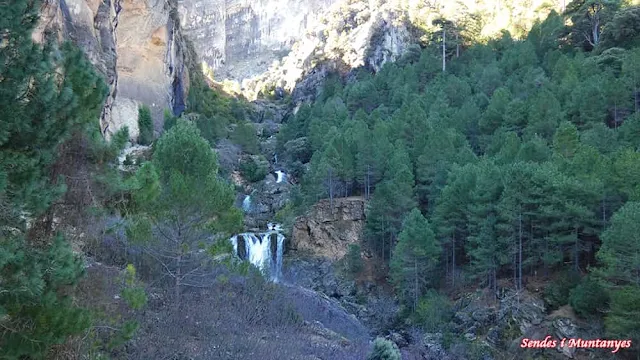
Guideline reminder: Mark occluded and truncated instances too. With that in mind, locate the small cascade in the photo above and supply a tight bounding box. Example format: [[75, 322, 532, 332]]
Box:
[[275, 233, 284, 281], [242, 195, 252, 212], [275, 170, 286, 183], [229, 224, 285, 281]]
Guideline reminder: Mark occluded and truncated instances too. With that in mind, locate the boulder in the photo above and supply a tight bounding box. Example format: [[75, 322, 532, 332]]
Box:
[[387, 332, 408, 348], [553, 317, 578, 358]]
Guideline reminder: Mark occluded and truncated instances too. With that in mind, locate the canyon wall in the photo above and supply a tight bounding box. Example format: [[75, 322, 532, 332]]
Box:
[[35, 0, 191, 141], [177, 0, 339, 81]]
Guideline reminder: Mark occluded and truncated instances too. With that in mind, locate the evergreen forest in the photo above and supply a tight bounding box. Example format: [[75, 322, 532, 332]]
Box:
[[2, 0, 640, 359]]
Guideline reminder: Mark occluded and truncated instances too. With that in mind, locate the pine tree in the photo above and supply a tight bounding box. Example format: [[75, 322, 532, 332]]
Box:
[[433, 163, 476, 288], [466, 161, 508, 295], [564, 0, 622, 51], [365, 144, 416, 263], [138, 105, 154, 145], [390, 208, 442, 311], [597, 202, 640, 287], [126, 120, 243, 304], [596, 202, 640, 354], [479, 87, 511, 136], [0, 0, 112, 356]]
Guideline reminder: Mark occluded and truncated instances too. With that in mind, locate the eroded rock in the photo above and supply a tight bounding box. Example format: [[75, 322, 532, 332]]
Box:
[[291, 197, 366, 260], [36, 0, 191, 142]]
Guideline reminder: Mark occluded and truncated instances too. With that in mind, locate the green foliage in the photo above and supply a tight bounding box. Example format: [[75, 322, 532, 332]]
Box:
[[569, 276, 609, 318], [604, 285, 640, 348], [1, 21, 107, 225], [543, 271, 582, 310], [0, 235, 92, 359], [275, 6, 640, 340], [163, 109, 178, 132], [239, 155, 269, 183], [412, 290, 452, 332], [137, 105, 154, 145], [600, 5, 640, 50], [120, 264, 147, 311], [367, 337, 401, 360], [390, 208, 442, 311], [231, 122, 260, 154], [346, 244, 364, 276], [0, 1, 125, 356], [564, 0, 623, 51], [596, 201, 640, 285], [185, 65, 248, 144], [126, 120, 242, 300]]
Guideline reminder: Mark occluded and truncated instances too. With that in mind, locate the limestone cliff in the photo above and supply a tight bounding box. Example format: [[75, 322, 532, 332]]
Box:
[[291, 197, 366, 260], [35, 0, 191, 141], [237, 1, 421, 101], [177, 0, 340, 81]]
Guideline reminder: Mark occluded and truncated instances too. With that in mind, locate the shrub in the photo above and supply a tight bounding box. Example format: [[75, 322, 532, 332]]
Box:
[[138, 105, 154, 145], [239, 155, 269, 183], [123, 154, 134, 166], [163, 109, 177, 132], [413, 289, 452, 332], [346, 244, 364, 276], [367, 338, 401, 360], [543, 270, 581, 310], [569, 276, 610, 318], [231, 122, 260, 154]]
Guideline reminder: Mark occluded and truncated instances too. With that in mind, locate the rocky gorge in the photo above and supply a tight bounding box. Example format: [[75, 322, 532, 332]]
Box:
[[30, 0, 616, 359]]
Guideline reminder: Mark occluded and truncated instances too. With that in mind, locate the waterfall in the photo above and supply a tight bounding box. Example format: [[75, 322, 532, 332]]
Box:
[[275, 233, 284, 281], [229, 224, 285, 282], [242, 195, 251, 212], [275, 170, 286, 183]]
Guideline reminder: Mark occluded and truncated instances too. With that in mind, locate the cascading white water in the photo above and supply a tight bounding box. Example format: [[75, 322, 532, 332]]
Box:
[[275, 170, 286, 183], [230, 224, 285, 282], [275, 233, 284, 281], [242, 195, 251, 212]]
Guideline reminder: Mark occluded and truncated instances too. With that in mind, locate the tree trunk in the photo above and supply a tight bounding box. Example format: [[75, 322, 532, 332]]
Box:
[[368, 165, 371, 200], [451, 232, 456, 288], [456, 32, 460, 58], [592, 15, 600, 46], [442, 27, 446, 73], [602, 195, 606, 227], [176, 224, 182, 306], [513, 242, 517, 290], [175, 255, 181, 306], [574, 227, 579, 272], [414, 258, 419, 313], [328, 168, 334, 210], [518, 212, 522, 291]]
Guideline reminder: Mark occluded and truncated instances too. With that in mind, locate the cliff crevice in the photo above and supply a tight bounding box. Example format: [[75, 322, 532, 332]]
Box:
[[35, 0, 191, 141]]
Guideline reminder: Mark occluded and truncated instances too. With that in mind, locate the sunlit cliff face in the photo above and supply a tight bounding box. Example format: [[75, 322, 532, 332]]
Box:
[[178, 0, 564, 88], [177, 0, 339, 81]]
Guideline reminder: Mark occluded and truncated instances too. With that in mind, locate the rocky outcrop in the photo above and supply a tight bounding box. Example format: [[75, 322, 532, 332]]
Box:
[[452, 291, 605, 360], [35, 0, 191, 142], [291, 197, 365, 260], [240, 2, 421, 102], [176, 0, 340, 81]]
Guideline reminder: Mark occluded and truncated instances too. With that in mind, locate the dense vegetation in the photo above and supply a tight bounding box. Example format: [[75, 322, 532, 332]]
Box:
[[1, 1, 243, 358], [278, 0, 640, 354], [0, 0, 149, 357], [4, 0, 640, 358]]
